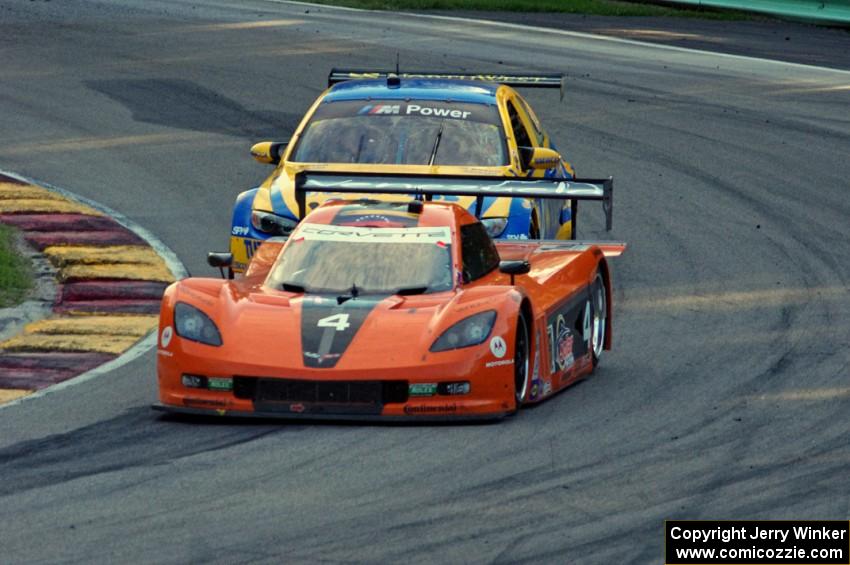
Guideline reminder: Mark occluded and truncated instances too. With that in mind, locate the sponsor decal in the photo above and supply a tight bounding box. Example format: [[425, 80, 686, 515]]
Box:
[[182, 397, 227, 408], [556, 318, 575, 371], [231, 225, 250, 236], [359, 104, 400, 115], [439, 382, 470, 396], [546, 292, 591, 377], [489, 336, 507, 358], [341, 72, 553, 84], [533, 157, 560, 166], [543, 381, 552, 395], [290, 403, 306, 413], [505, 233, 530, 240], [485, 359, 514, 368], [409, 383, 438, 397], [303, 351, 342, 361], [161, 326, 173, 348], [297, 223, 450, 244], [404, 403, 457, 415], [207, 378, 233, 391], [311, 99, 499, 125], [243, 238, 262, 259], [405, 104, 470, 120], [182, 375, 204, 388], [157, 349, 173, 357]]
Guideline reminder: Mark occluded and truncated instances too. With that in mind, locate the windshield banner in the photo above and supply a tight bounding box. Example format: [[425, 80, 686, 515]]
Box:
[[311, 100, 501, 125], [297, 223, 451, 244]]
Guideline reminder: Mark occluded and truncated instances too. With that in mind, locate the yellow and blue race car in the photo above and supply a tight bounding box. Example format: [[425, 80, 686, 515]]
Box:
[[230, 69, 613, 272]]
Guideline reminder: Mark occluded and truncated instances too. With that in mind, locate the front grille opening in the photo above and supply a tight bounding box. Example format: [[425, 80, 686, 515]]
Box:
[[382, 381, 408, 404], [233, 377, 409, 408], [233, 377, 257, 400]]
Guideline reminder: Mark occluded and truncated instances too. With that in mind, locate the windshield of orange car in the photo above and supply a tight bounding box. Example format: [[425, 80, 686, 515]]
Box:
[[290, 100, 507, 166], [267, 223, 454, 295]]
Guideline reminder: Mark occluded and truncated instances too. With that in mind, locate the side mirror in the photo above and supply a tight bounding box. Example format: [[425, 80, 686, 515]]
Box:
[[250, 140, 289, 165], [207, 252, 234, 280], [518, 146, 562, 170], [499, 260, 530, 285]]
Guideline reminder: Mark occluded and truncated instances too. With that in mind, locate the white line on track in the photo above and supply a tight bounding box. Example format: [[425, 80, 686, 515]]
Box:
[[269, 0, 850, 77], [0, 169, 189, 411]]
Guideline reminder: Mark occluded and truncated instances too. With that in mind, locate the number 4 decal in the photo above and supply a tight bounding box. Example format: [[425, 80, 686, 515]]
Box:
[[318, 313, 350, 332]]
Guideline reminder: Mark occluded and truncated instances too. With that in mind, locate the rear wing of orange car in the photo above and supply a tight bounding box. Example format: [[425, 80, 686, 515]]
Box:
[[328, 69, 564, 98], [294, 171, 612, 238], [533, 240, 626, 258]]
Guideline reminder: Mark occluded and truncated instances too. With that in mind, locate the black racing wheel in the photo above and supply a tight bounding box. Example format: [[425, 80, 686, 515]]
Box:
[[590, 273, 608, 367]]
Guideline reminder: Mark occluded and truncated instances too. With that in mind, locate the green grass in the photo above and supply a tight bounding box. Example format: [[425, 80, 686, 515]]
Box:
[[304, 0, 747, 19], [0, 224, 33, 308]]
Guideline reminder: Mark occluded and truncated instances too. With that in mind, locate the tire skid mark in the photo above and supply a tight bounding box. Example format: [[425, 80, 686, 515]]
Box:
[[0, 407, 282, 497], [559, 73, 849, 543]]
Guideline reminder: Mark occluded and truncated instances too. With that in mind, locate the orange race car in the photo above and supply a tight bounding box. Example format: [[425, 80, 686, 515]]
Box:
[[154, 173, 624, 420]]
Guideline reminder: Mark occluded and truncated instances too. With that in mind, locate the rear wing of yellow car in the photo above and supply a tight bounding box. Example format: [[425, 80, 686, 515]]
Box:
[[328, 69, 564, 98], [294, 171, 612, 239]]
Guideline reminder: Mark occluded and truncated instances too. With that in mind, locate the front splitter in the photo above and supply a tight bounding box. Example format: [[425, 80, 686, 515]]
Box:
[[152, 403, 510, 423]]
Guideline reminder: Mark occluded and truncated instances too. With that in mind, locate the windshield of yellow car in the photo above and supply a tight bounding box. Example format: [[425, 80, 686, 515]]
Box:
[[290, 100, 507, 166], [267, 223, 454, 295]]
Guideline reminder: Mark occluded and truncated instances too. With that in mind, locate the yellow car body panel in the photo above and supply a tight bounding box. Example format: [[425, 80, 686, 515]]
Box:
[[230, 81, 577, 271]]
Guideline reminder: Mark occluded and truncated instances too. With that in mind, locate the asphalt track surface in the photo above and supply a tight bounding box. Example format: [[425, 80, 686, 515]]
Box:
[[1, 1, 849, 563]]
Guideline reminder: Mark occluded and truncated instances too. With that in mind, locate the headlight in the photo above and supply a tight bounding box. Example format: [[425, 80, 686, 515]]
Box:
[[174, 302, 222, 346], [251, 210, 297, 236], [430, 310, 497, 352], [481, 217, 508, 238]]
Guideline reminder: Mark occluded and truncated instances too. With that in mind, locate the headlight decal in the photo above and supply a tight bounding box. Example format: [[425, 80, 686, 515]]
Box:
[[174, 302, 223, 346], [251, 210, 297, 236], [430, 310, 497, 352]]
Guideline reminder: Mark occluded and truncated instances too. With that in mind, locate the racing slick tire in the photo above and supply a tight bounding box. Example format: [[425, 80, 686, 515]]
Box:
[[514, 312, 530, 407], [590, 272, 607, 367]]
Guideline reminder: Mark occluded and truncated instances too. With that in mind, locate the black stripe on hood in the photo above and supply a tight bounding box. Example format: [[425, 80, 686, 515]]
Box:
[[300, 295, 383, 368]]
